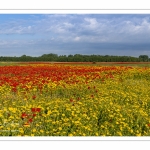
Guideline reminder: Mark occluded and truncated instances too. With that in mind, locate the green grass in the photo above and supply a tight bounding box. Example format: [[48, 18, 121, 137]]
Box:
[[0, 61, 150, 68]]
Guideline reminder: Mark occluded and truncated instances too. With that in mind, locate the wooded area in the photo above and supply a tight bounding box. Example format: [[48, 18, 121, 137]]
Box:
[[0, 54, 149, 62]]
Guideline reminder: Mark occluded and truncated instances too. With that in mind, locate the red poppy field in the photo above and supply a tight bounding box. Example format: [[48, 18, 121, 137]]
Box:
[[0, 62, 150, 136]]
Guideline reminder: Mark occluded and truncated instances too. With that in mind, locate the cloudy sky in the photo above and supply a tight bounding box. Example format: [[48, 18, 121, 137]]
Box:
[[0, 14, 150, 57]]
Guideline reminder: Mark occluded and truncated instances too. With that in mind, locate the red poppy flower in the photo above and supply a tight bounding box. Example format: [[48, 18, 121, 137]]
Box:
[[148, 124, 150, 127], [91, 95, 94, 98], [70, 99, 73, 102], [28, 118, 33, 123], [77, 97, 80, 101], [33, 114, 36, 117], [21, 112, 28, 119], [32, 95, 36, 99], [12, 87, 17, 93], [31, 108, 41, 112]]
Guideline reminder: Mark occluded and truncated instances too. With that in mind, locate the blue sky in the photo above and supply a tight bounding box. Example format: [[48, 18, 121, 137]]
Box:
[[0, 14, 150, 57]]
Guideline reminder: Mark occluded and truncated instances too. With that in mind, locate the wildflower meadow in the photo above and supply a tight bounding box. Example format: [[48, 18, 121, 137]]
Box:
[[0, 62, 150, 136]]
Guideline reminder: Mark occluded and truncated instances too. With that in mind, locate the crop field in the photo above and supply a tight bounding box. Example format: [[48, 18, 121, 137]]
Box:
[[0, 62, 150, 136]]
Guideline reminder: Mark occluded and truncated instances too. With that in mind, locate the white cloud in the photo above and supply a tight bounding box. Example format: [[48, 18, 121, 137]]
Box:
[[0, 24, 34, 34], [120, 18, 150, 35], [28, 26, 31, 30], [84, 17, 98, 29], [63, 22, 74, 28], [74, 36, 80, 41], [56, 26, 66, 33], [84, 18, 97, 25]]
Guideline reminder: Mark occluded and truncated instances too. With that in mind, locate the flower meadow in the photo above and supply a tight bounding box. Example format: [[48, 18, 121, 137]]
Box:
[[0, 63, 150, 136]]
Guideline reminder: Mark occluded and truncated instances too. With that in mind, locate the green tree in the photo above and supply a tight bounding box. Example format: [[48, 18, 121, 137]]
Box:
[[139, 55, 149, 62]]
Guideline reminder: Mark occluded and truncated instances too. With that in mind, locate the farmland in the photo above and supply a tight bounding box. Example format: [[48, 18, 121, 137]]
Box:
[[0, 62, 150, 136]]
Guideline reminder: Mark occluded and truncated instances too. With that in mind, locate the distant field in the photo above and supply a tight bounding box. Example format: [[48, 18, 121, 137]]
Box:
[[1, 61, 150, 67]]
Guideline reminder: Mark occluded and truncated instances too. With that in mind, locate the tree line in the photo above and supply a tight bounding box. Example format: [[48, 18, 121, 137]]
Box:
[[0, 54, 149, 62]]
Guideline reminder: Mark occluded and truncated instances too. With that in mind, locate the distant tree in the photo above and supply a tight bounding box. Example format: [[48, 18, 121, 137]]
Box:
[[40, 53, 58, 61], [139, 55, 149, 62], [0, 53, 142, 62]]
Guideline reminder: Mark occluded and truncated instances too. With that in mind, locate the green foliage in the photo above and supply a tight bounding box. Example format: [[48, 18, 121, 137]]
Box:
[[139, 55, 149, 62], [0, 53, 148, 62]]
